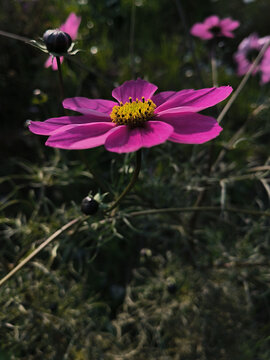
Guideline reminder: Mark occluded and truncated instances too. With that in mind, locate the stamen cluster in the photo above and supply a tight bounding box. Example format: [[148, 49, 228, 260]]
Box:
[[110, 97, 156, 127]]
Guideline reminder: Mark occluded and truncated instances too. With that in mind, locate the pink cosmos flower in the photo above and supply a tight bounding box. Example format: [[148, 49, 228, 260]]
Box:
[[260, 47, 270, 84], [190, 15, 240, 40], [29, 79, 232, 154], [44, 12, 81, 71], [234, 33, 270, 83]]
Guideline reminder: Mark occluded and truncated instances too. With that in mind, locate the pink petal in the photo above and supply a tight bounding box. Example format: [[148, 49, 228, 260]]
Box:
[[112, 79, 158, 104], [151, 91, 176, 107], [258, 35, 270, 47], [44, 55, 63, 71], [63, 97, 117, 115], [261, 49, 270, 83], [234, 54, 250, 75], [159, 112, 222, 144], [104, 121, 173, 153], [220, 18, 240, 31], [60, 12, 81, 40], [238, 34, 261, 52], [221, 30, 234, 38], [261, 71, 270, 84], [46, 122, 115, 149], [204, 15, 220, 27], [234, 53, 258, 76], [156, 86, 233, 114], [44, 55, 53, 68], [260, 47, 270, 70], [29, 119, 64, 135], [29, 114, 111, 136], [190, 24, 213, 40]]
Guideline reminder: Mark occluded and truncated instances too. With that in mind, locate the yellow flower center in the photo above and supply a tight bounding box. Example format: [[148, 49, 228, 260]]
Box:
[[110, 97, 156, 127]]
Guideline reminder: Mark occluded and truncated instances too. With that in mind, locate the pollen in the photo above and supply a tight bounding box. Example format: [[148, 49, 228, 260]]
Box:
[[110, 97, 156, 127]]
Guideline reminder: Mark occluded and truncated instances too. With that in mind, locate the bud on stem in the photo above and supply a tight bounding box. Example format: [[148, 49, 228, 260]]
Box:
[[43, 29, 72, 55]]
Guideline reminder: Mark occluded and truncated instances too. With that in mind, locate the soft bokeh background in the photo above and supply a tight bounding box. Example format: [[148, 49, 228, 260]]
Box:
[[1, 0, 270, 359]]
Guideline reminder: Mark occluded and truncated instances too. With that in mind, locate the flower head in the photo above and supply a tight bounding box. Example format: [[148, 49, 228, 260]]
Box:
[[234, 33, 270, 83], [45, 12, 81, 71], [29, 79, 232, 153], [43, 29, 72, 55], [190, 15, 240, 40]]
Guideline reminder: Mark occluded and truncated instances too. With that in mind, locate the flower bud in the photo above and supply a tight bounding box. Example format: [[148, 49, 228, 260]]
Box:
[[166, 277, 177, 294], [81, 196, 99, 215], [167, 282, 177, 294], [43, 29, 72, 55]]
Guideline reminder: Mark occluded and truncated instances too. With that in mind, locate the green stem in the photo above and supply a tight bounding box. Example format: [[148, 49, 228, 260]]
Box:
[[56, 56, 68, 115], [174, 0, 205, 87], [107, 150, 142, 212], [0, 29, 31, 43], [129, 0, 136, 79], [217, 39, 270, 124], [125, 206, 270, 218], [56, 56, 65, 103], [210, 44, 218, 87]]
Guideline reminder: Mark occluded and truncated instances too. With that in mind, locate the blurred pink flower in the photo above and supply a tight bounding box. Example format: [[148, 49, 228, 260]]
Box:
[[29, 79, 232, 153], [234, 33, 270, 83], [261, 47, 270, 84], [45, 12, 81, 71], [190, 15, 240, 40]]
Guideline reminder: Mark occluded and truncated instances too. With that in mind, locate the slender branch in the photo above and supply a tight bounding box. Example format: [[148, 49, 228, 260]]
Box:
[[125, 206, 270, 218], [106, 150, 142, 212], [56, 56, 69, 115], [217, 39, 270, 124], [0, 29, 31, 44], [212, 260, 270, 269], [56, 56, 65, 103], [0, 216, 83, 288], [210, 43, 218, 87], [129, 0, 136, 79], [195, 259, 270, 270], [174, 0, 205, 87]]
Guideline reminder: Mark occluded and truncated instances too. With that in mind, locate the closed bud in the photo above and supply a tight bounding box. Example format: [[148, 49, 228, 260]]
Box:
[[166, 277, 177, 294], [167, 282, 177, 294], [81, 196, 99, 215], [43, 29, 72, 55]]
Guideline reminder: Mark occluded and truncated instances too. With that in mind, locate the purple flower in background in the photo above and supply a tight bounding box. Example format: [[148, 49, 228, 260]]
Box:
[[234, 33, 270, 83], [29, 79, 232, 153], [190, 15, 240, 40], [260, 47, 270, 84], [45, 13, 81, 70]]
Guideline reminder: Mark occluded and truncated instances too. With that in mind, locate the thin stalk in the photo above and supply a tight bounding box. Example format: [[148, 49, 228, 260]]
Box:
[[212, 260, 270, 269], [206, 44, 218, 175], [125, 206, 270, 218], [106, 150, 142, 212], [217, 39, 270, 124], [56, 56, 68, 115], [191, 41, 217, 226], [210, 44, 218, 87], [0, 216, 83, 288], [129, 0, 136, 79], [174, 0, 205, 87], [0, 29, 31, 44], [56, 56, 65, 103]]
